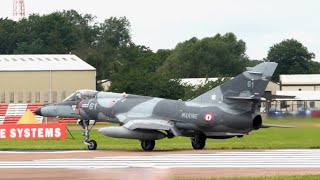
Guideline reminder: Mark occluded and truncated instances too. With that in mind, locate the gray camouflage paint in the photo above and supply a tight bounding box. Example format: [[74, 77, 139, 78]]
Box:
[[69, 62, 276, 138], [35, 62, 279, 140]]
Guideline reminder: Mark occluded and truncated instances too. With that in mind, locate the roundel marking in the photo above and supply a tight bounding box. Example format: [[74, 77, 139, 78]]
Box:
[[204, 112, 214, 122]]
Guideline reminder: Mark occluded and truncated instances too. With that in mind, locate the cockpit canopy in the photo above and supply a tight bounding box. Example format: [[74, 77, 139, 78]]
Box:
[[62, 89, 98, 102]]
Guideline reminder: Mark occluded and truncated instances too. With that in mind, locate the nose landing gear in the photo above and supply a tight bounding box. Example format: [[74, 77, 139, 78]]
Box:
[[78, 119, 97, 150], [87, 139, 97, 150]]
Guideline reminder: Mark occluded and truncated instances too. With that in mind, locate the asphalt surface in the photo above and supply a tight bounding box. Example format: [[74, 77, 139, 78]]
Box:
[[1, 149, 320, 179]]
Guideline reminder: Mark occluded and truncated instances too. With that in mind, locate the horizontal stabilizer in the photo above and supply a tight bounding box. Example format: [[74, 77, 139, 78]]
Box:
[[226, 96, 266, 101], [261, 123, 295, 128]]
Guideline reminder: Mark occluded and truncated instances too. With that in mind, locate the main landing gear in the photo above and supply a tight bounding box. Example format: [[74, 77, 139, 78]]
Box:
[[191, 133, 206, 150], [78, 119, 97, 150], [140, 140, 155, 151]]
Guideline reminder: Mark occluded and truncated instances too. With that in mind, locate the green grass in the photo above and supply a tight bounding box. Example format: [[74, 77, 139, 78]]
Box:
[[177, 175, 320, 180], [264, 117, 320, 126], [0, 118, 320, 150]]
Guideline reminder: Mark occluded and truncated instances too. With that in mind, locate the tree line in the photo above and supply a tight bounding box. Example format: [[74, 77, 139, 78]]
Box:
[[0, 10, 319, 99]]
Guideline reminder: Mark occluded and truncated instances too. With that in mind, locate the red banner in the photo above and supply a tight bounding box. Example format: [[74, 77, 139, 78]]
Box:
[[0, 124, 66, 140]]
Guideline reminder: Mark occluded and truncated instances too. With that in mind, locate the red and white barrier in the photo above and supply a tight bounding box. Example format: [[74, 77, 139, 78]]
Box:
[[0, 104, 69, 140], [0, 103, 78, 124], [0, 103, 43, 124]]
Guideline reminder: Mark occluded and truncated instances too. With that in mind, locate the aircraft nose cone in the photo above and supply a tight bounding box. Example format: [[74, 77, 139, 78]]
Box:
[[33, 107, 42, 116]]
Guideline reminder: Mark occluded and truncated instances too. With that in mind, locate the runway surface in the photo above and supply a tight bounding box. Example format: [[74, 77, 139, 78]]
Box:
[[1, 149, 320, 169]]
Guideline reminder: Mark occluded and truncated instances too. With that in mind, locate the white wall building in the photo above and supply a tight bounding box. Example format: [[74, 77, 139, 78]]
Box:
[[277, 74, 320, 111], [0, 54, 96, 103]]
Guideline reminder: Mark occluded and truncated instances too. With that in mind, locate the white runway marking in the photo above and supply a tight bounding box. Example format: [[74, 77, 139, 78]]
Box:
[[1, 149, 320, 169], [0, 150, 90, 154]]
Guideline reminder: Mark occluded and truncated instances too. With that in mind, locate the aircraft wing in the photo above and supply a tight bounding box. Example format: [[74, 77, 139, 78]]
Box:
[[117, 114, 181, 136], [123, 119, 174, 131], [204, 132, 246, 137], [261, 123, 295, 128]]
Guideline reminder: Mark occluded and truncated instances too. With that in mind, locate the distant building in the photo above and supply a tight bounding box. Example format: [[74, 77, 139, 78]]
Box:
[[280, 74, 320, 91], [97, 79, 111, 91], [275, 74, 320, 111], [0, 54, 96, 103], [261, 81, 280, 112]]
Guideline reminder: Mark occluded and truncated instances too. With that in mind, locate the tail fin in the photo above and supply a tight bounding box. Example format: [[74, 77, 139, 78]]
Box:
[[190, 62, 278, 104]]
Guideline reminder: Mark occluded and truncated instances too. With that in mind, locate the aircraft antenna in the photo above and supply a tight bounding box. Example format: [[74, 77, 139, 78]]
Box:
[[13, 0, 25, 20]]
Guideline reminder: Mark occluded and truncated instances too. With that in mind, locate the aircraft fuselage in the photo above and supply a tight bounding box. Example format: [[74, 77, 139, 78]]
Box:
[[78, 92, 256, 137]]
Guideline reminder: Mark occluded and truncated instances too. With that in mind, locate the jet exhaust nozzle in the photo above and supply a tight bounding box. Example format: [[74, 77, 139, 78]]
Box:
[[253, 115, 262, 130], [98, 126, 166, 140]]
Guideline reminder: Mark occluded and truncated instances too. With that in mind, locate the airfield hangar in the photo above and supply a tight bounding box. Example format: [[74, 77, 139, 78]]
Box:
[[276, 74, 320, 110], [0, 54, 96, 103]]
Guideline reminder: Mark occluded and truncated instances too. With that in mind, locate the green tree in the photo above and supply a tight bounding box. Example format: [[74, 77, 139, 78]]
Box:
[[243, 59, 263, 67], [110, 69, 185, 99], [266, 39, 317, 81], [14, 13, 79, 54], [158, 33, 247, 78], [183, 78, 229, 100], [60, 10, 99, 59], [0, 18, 18, 54], [98, 17, 131, 50], [93, 17, 133, 81], [0, 10, 261, 98], [109, 45, 185, 99]]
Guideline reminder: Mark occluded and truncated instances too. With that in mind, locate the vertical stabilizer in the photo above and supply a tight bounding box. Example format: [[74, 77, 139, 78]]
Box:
[[190, 62, 278, 104]]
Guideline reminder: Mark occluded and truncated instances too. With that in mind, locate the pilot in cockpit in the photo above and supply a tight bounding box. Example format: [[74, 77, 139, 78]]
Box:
[[62, 90, 98, 102]]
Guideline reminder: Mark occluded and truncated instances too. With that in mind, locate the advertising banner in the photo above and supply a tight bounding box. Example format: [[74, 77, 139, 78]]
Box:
[[0, 124, 66, 140]]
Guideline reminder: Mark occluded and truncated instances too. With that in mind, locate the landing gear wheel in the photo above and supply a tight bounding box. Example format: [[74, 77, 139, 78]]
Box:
[[141, 140, 155, 151], [191, 139, 205, 149], [87, 140, 97, 150], [191, 134, 206, 150], [79, 119, 97, 150]]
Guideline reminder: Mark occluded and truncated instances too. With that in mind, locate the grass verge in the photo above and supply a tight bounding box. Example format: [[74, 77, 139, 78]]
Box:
[[0, 118, 319, 150]]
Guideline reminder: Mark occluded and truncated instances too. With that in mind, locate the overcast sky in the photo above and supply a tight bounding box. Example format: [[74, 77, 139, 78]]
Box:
[[1, 0, 320, 61]]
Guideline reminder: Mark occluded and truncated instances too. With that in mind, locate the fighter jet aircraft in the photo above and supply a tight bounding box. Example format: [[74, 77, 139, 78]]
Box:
[[35, 62, 291, 151]]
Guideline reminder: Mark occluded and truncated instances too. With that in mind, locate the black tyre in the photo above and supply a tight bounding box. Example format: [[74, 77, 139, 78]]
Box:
[[87, 140, 97, 150], [191, 138, 206, 150], [141, 140, 155, 151]]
